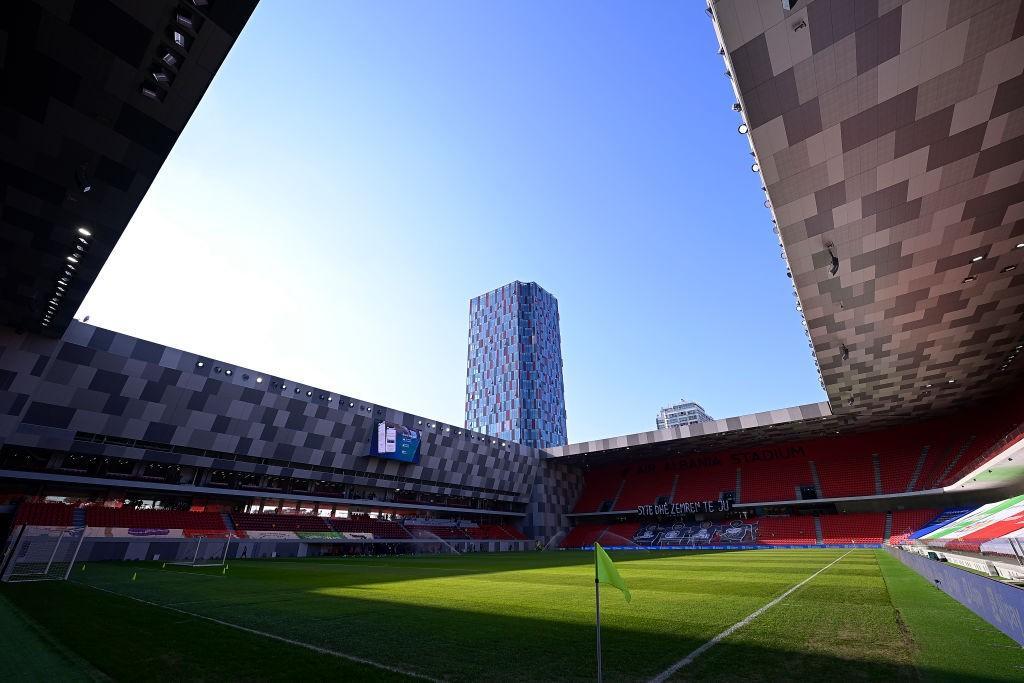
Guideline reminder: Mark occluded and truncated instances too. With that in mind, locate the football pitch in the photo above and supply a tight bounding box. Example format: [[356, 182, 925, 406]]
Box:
[[1, 549, 1021, 681]]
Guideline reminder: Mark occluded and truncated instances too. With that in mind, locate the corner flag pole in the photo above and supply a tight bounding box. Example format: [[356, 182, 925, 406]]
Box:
[[595, 548, 603, 683]]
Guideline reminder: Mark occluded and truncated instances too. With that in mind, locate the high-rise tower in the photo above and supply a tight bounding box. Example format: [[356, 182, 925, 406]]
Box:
[[465, 281, 567, 448]]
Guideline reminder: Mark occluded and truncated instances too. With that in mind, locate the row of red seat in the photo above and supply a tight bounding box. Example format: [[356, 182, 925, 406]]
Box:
[[329, 517, 411, 539], [231, 513, 331, 532], [888, 509, 942, 545], [13, 502, 75, 526], [573, 403, 1024, 513], [86, 508, 226, 532], [11, 503, 524, 540]]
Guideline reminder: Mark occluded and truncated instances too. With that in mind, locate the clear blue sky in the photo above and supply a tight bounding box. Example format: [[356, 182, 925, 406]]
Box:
[[79, 1, 824, 443]]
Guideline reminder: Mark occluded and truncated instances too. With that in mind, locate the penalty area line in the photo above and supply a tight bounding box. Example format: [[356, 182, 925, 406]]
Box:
[[648, 550, 853, 683], [71, 581, 441, 682]]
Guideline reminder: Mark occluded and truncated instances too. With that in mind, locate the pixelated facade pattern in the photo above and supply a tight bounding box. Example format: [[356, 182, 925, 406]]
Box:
[[465, 282, 568, 448], [547, 401, 834, 458], [524, 458, 585, 542], [711, 0, 1024, 424], [0, 0, 257, 335], [0, 322, 552, 510]]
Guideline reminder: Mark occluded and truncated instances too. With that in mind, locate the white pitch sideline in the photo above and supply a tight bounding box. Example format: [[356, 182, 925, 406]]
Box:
[[73, 581, 441, 682], [648, 550, 853, 683]]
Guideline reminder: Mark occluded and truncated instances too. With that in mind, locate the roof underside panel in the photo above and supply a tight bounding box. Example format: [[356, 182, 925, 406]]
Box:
[[0, 0, 259, 336], [713, 0, 1024, 426]]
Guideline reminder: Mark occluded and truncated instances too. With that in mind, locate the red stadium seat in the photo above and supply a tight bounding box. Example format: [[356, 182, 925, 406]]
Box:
[[818, 512, 885, 544], [888, 509, 941, 545], [85, 508, 227, 535], [756, 516, 817, 545], [13, 502, 75, 527], [560, 524, 607, 548], [230, 513, 331, 532]]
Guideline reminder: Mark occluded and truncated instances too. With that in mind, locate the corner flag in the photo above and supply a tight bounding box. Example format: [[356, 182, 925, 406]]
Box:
[[594, 542, 630, 682], [595, 542, 631, 602]]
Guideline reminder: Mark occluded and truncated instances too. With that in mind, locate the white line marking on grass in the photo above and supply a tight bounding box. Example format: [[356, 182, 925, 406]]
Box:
[[73, 581, 441, 682], [648, 550, 852, 683]]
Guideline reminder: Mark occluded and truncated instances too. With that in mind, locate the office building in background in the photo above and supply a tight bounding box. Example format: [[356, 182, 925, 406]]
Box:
[[656, 399, 714, 430], [465, 281, 568, 448]]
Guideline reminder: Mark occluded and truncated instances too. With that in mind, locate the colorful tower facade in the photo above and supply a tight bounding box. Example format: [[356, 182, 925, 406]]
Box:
[[465, 281, 567, 448]]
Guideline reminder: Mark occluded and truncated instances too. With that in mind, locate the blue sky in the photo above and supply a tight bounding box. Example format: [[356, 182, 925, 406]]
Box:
[[79, 1, 824, 443]]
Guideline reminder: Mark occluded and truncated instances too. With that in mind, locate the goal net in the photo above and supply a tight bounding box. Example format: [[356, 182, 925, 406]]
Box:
[[165, 536, 232, 567], [1, 526, 85, 583]]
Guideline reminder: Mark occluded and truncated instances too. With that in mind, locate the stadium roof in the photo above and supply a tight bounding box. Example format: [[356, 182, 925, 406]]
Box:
[[710, 0, 1024, 427], [545, 401, 839, 462], [0, 0, 258, 336]]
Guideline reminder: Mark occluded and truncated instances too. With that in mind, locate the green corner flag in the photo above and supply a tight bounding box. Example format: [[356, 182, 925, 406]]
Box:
[[594, 542, 630, 681], [595, 542, 631, 603]]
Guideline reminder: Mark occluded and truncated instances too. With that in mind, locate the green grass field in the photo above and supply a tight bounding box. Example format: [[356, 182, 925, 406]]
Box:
[[1, 549, 1021, 681]]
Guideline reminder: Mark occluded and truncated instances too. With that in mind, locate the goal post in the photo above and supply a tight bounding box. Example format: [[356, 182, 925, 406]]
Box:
[[1, 526, 85, 583], [165, 535, 232, 568]]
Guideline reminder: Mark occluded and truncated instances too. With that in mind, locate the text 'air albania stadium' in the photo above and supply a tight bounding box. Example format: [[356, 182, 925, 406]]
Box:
[[1, 0, 1024, 616]]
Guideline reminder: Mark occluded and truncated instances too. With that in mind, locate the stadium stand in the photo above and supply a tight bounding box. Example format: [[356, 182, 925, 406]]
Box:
[[614, 472, 674, 511], [601, 523, 640, 545], [560, 524, 607, 548], [878, 444, 923, 494], [673, 466, 736, 504], [940, 428, 1024, 487], [738, 458, 813, 503], [86, 508, 228, 536], [231, 513, 332, 533], [888, 509, 941, 545], [464, 524, 527, 541], [407, 524, 470, 540], [13, 502, 74, 527], [756, 515, 817, 545], [329, 518, 411, 539], [572, 402, 1024, 513], [571, 469, 623, 513], [818, 512, 885, 545], [816, 454, 876, 499]]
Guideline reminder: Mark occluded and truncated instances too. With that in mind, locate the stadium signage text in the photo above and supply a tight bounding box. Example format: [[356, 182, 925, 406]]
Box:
[[636, 500, 731, 516]]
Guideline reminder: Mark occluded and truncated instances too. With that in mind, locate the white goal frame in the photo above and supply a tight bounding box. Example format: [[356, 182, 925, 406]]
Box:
[[1, 526, 86, 583], [165, 535, 232, 568]]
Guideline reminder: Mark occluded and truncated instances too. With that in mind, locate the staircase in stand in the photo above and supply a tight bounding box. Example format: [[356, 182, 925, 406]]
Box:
[[813, 516, 824, 544], [934, 436, 975, 487], [71, 508, 86, 528], [809, 462, 823, 498], [872, 454, 882, 495], [734, 467, 742, 503], [883, 512, 893, 543], [608, 479, 627, 511], [668, 474, 680, 502], [906, 446, 929, 492], [221, 513, 236, 533]]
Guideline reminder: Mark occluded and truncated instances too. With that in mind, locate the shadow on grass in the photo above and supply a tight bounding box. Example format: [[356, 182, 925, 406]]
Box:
[[7, 561, 1011, 682]]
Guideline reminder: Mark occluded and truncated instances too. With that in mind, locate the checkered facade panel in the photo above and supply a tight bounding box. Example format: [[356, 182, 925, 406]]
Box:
[[465, 282, 568, 448], [713, 0, 1024, 423], [546, 402, 833, 458], [524, 458, 585, 542], [0, 322, 547, 503]]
